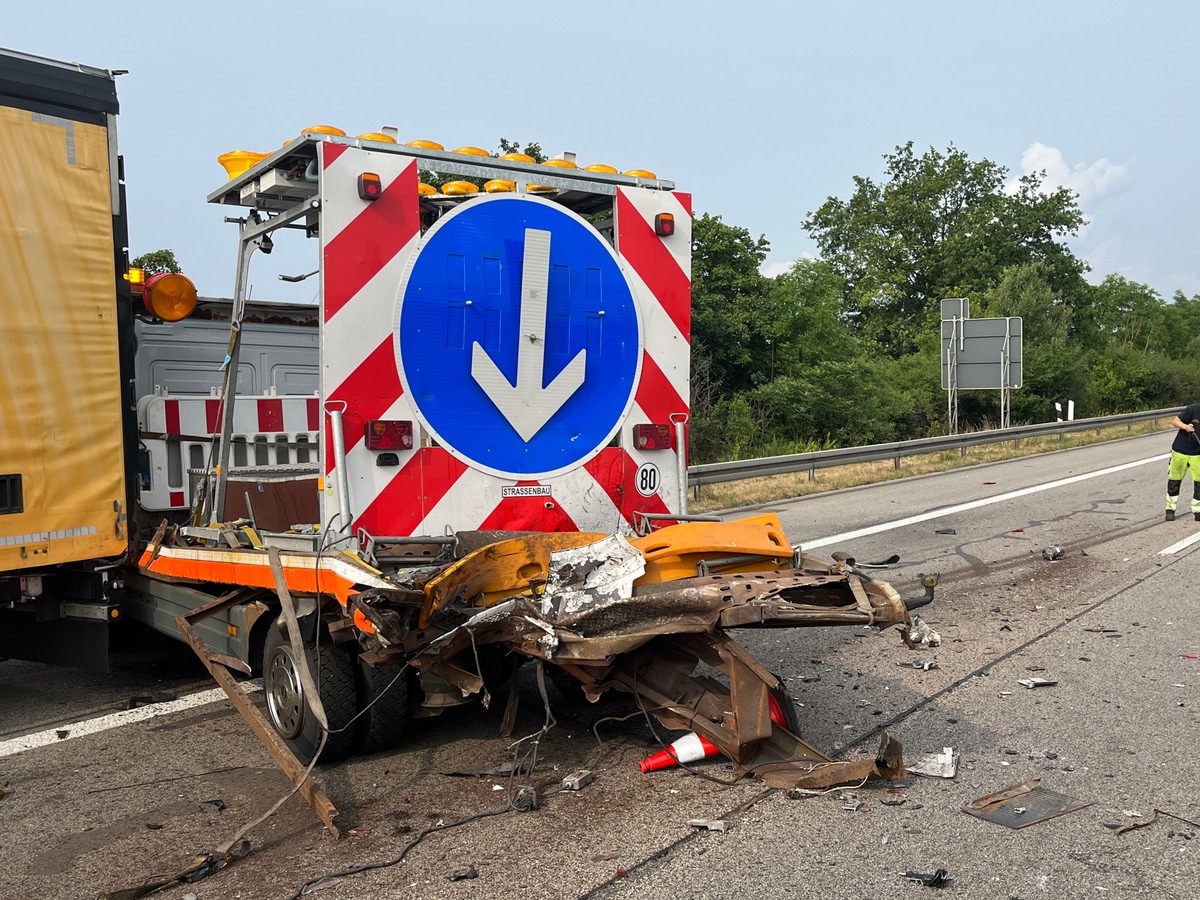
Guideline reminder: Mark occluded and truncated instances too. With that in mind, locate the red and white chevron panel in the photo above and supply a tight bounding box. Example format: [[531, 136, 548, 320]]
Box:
[[319, 142, 691, 539], [142, 395, 319, 437], [138, 393, 320, 510]]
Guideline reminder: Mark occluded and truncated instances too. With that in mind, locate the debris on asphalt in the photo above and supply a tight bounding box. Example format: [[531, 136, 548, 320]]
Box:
[[857, 554, 902, 569], [99, 839, 251, 899], [899, 659, 940, 670], [900, 616, 941, 649], [1106, 809, 1200, 835], [126, 691, 179, 709], [448, 864, 479, 881], [441, 761, 526, 778], [1041, 545, 1065, 561], [55, 729, 68, 740], [562, 770, 595, 791], [908, 748, 959, 779], [199, 799, 226, 815], [903, 868, 951, 887], [1017, 677, 1057, 689], [963, 780, 1090, 829], [687, 818, 728, 832], [934, 528, 957, 535]]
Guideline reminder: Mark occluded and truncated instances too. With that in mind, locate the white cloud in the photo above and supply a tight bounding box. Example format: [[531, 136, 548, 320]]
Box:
[[761, 261, 794, 279], [1006, 142, 1129, 207]]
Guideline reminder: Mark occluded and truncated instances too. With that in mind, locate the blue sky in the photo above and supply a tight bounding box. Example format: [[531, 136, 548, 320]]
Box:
[[6, 1, 1196, 304]]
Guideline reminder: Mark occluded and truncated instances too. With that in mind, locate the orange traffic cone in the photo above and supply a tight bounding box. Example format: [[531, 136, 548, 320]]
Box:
[[639, 695, 791, 773], [639, 732, 720, 773]]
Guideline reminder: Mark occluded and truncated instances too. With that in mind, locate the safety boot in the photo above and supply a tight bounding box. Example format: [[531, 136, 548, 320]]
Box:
[[1166, 510, 1175, 521]]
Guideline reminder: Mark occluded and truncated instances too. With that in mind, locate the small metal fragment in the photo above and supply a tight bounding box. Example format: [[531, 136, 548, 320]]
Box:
[[687, 818, 728, 832], [1017, 677, 1057, 689], [562, 770, 595, 791]]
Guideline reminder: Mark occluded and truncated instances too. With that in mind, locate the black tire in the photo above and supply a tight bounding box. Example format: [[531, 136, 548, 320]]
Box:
[[263, 622, 359, 765], [354, 658, 409, 755]]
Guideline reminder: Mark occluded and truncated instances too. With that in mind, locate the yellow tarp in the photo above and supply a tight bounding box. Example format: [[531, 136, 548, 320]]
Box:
[[0, 106, 127, 568]]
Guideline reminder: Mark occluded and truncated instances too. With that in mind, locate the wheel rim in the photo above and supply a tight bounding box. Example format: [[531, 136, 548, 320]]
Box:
[[265, 642, 306, 739]]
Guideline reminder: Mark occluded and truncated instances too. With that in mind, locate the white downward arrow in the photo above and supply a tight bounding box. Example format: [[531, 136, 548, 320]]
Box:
[[471, 228, 587, 442]]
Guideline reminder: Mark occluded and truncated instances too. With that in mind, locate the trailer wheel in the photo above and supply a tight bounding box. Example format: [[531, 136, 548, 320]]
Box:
[[354, 659, 409, 754], [263, 623, 359, 765]]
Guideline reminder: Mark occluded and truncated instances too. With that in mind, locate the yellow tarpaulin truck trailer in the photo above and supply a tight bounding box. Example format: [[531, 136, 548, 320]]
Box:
[[0, 47, 137, 668]]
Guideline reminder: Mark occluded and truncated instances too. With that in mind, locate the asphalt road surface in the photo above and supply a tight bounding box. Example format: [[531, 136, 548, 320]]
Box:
[[2, 432, 1197, 900]]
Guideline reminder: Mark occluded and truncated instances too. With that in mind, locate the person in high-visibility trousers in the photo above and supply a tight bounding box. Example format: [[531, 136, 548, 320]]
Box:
[[1165, 404, 1200, 521]]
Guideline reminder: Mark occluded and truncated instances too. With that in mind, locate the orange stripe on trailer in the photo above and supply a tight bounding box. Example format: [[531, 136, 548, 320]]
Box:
[[137, 544, 389, 604]]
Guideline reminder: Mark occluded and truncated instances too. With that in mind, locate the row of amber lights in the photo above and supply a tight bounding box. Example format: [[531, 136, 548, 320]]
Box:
[[217, 125, 657, 194]]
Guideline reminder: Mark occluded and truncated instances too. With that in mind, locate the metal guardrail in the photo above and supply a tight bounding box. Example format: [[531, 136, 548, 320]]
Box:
[[688, 408, 1179, 488]]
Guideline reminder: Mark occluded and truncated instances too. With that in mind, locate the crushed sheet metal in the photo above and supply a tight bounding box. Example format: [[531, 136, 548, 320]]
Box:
[[542, 534, 645, 619]]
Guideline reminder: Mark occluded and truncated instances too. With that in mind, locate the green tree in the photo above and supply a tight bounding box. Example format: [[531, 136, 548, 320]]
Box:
[[762, 259, 856, 376], [1086, 275, 1166, 352], [131, 249, 181, 275], [690, 213, 772, 394], [804, 142, 1088, 355]]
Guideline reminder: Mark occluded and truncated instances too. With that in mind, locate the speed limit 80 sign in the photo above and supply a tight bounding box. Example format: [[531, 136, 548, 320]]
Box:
[[635, 462, 660, 497]]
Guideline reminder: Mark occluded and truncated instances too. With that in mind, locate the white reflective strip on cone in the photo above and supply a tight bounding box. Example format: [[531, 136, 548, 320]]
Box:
[[668, 732, 710, 764]]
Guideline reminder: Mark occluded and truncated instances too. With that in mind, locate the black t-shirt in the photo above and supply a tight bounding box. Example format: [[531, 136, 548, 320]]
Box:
[[1172, 404, 1200, 454]]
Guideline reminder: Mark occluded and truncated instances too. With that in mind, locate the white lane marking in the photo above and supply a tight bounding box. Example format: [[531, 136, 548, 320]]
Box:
[[1159, 530, 1200, 556], [803, 453, 1170, 551], [0, 681, 261, 760]]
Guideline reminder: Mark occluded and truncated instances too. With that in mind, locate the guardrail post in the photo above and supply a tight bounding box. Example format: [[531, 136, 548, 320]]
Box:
[[893, 456, 900, 471], [808, 467, 815, 482]]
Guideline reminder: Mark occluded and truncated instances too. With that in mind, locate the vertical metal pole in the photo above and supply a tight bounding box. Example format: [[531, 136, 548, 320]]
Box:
[[672, 415, 689, 517], [326, 402, 353, 534], [210, 236, 257, 524]]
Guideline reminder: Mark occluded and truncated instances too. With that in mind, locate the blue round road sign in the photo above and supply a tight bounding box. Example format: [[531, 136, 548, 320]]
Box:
[[396, 195, 642, 480]]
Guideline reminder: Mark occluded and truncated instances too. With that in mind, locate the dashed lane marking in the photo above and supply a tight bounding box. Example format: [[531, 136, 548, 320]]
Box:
[[803, 453, 1171, 551], [0, 681, 261, 759]]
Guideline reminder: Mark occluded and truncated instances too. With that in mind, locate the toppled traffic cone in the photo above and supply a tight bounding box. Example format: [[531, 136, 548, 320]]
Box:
[[639, 694, 790, 773], [639, 732, 720, 773]]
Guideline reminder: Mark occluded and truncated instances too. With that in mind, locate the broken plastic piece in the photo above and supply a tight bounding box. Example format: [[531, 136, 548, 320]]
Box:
[[687, 818, 728, 832], [898, 659, 939, 670], [908, 747, 959, 778], [1041, 545, 1065, 561], [1017, 677, 1057, 689], [903, 868, 951, 887]]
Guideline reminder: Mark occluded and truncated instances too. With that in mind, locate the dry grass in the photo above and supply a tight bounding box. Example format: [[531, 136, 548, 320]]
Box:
[[691, 419, 1172, 513]]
